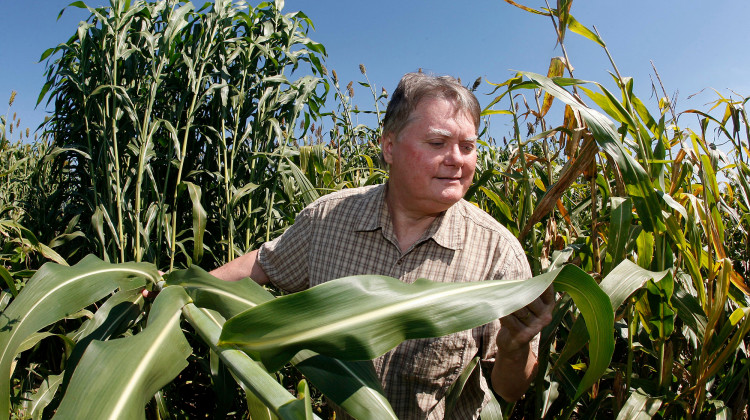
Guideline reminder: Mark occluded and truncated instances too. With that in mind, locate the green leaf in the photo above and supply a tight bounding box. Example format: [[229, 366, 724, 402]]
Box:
[[54, 286, 192, 419], [554, 268, 615, 399], [29, 373, 64, 419], [181, 304, 317, 420], [0, 255, 155, 416], [636, 229, 654, 269], [292, 350, 397, 420], [616, 388, 662, 419], [604, 197, 632, 274], [444, 356, 480, 418], [220, 272, 554, 371], [0, 265, 18, 297], [220, 265, 613, 401], [554, 260, 669, 392], [164, 265, 274, 320], [479, 391, 503, 420], [566, 14, 605, 47], [183, 181, 207, 263]]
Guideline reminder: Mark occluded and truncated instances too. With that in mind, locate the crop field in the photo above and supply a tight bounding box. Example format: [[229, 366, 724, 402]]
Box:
[[1, 0, 748, 419]]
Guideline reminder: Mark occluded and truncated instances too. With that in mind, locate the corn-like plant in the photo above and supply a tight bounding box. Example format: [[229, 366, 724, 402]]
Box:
[[469, 1, 750, 417], [39, 0, 327, 271], [1, 253, 620, 419]]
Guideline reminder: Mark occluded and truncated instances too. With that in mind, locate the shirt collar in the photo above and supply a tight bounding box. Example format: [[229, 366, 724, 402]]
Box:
[[354, 184, 465, 251]]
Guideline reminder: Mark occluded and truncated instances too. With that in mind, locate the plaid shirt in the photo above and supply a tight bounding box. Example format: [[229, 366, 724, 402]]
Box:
[[259, 184, 532, 419]]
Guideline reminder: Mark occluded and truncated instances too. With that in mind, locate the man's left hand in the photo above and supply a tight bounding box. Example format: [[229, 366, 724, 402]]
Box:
[[496, 285, 555, 354]]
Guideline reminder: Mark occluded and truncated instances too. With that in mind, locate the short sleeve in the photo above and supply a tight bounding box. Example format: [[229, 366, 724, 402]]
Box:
[[258, 206, 314, 292]]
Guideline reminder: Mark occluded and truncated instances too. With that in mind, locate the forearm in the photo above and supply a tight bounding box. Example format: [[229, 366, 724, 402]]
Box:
[[490, 341, 538, 402], [209, 249, 269, 285]]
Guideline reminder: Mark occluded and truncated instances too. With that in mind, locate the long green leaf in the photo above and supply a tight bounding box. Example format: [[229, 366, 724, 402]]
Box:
[[555, 260, 669, 379], [0, 255, 155, 416], [181, 303, 319, 420], [219, 265, 613, 401], [553, 268, 614, 399], [53, 286, 192, 420]]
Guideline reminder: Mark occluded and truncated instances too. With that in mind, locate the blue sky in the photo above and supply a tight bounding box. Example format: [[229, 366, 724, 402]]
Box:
[[2, 1, 749, 144]]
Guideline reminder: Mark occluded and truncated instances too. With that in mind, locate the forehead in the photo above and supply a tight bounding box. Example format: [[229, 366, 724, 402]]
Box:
[[405, 97, 477, 133]]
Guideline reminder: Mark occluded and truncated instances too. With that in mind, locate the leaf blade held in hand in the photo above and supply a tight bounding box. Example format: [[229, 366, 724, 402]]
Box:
[[219, 265, 614, 402]]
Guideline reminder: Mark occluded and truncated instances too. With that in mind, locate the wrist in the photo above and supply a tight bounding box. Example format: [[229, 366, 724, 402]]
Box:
[[496, 340, 531, 359]]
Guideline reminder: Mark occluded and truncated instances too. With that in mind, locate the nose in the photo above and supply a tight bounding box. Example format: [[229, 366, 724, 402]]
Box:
[[443, 144, 464, 167]]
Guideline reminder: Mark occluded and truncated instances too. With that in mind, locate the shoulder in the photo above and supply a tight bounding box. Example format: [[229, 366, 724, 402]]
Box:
[[311, 184, 382, 206], [454, 200, 531, 278], [299, 184, 383, 221], [455, 200, 513, 237]]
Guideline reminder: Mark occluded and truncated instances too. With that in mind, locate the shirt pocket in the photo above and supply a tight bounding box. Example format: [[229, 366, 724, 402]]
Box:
[[403, 332, 469, 392]]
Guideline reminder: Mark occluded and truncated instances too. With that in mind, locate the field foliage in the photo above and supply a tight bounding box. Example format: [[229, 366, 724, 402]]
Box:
[[1, 0, 749, 419]]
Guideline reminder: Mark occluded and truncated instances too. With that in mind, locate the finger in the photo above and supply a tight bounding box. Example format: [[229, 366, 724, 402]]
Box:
[[540, 284, 555, 305], [502, 313, 528, 330], [512, 307, 531, 320], [525, 287, 556, 316]]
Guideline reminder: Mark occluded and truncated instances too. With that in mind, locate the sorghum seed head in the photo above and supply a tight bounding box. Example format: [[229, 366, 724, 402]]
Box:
[[8, 91, 16, 106], [472, 77, 481, 92], [359, 64, 366, 75]]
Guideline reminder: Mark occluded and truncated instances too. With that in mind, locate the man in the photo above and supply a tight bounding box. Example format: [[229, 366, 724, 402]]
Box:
[[211, 72, 554, 419]]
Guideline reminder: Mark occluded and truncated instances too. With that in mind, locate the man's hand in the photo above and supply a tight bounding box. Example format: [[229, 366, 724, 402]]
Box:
[[491, 285, 555, 401], [496, 285, 555, 353]]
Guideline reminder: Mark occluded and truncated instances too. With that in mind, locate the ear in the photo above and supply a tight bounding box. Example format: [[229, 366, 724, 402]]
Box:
[[380, 133, 395, 165]]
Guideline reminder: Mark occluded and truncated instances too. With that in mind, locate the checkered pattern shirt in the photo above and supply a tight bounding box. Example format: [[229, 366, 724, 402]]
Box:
[[259, 184, 532, 419]]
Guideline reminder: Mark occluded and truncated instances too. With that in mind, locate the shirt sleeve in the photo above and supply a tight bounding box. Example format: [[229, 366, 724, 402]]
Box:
[[257, 206, 314, 293]]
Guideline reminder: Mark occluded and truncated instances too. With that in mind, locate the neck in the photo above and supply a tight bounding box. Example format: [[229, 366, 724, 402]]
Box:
[[385, 186, 442, 252]]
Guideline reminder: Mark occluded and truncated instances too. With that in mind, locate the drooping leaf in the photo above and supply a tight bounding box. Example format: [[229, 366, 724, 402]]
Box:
[[292, 350, 397, 420], [181, 304, 319, 420], [220, 265, 614, 400], [540, 58, 566, 117], [0, 255, 155, 416], [54, 286, 192, 419], [554, 260, 670, 387]]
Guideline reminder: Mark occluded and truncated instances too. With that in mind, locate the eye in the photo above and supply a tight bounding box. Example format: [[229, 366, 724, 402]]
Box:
[[461, 142, 476, 152]]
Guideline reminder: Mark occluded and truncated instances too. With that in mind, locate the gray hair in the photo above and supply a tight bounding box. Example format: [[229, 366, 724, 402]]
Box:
[[382, 72, 481, 139]]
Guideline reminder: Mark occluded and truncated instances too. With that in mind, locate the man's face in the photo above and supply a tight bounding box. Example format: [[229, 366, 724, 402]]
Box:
[[382, 96, 477, 216]]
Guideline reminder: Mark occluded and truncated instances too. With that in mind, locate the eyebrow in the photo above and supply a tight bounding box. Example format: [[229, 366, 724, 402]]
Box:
[[427, 128, 478, 142]]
